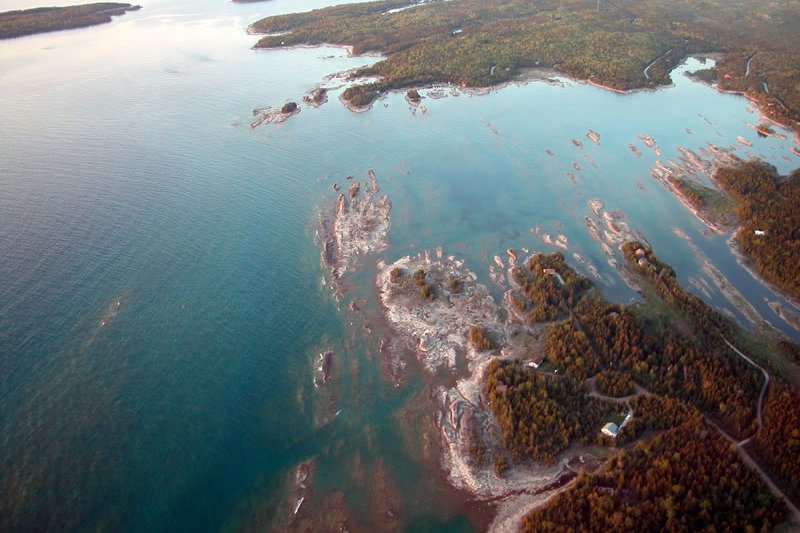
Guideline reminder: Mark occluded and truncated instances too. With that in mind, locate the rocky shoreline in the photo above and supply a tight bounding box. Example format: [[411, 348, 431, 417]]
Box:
[[672, 228, 769, 329], [374, 248, 608, 529], [581, 199, 647, 292], [250, 103, 300, 127], [319, 170, 391, 293], [650, 163, 731, 234]]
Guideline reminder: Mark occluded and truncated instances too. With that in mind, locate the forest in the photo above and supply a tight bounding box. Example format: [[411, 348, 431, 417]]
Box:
[[544, 321, 599, 379], [748, 382, 800, 504], [482, 248, 800, 520], [594, 369, 635, 398], [514, 249, 763, 438], [615, 394, 699, 445], [573, 297, 760, 438], [714, 161, 800, 301], [0, 3, 138, 39], [251, 0, 800, 125], [522, 418, 787, 532], [508, 252, 591, 323], [487, 251, 765, 463], [484, 360, 617, 463], [621, 242, 736, 345]]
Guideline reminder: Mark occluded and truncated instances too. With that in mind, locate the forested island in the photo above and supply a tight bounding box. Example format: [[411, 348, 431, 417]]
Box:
[[0, 3, 139, 39], [250, 0, 800, 127]]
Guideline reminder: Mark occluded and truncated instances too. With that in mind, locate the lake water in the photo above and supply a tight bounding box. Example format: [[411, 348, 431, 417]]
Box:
[[1, 1, 798, 531]]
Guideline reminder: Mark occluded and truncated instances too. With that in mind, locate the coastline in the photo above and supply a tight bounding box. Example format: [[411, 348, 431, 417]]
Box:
[[653, 169, 731, 235], [652, 156, 800, 318], [371, 249, 611, 529], [712, 86, 800, 139], [672, 228, 771, 330], [245, 40, 800, 142], [649, 152, 800, 327], [727, 229, 800, 313]]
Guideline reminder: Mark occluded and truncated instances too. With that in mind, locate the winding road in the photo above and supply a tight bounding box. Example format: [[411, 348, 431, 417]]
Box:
[[643, 48, 672, 80], [723, 337, 769, 430], [713, 338, 800, 524], [745, 54, 755, 78], [706, 415, 800, 524]]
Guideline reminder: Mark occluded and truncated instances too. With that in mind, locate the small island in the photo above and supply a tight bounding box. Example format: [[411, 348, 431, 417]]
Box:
[[405, 89, 421, 105], [0, 3, 140, 40], [250, 101, 301, 127], [302, 87, 328, 107]]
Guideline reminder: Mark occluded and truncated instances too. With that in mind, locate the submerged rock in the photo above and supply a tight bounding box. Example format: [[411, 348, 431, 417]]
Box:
[[314, 350, 334, 387]]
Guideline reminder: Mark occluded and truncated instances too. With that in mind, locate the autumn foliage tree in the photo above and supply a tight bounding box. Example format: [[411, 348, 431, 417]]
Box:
[[749, 382, 800, 504], [523, 418, 787, 532]]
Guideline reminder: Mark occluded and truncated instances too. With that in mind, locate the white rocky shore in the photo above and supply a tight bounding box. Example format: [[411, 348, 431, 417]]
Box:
[[375, 248, 592, 531], [250, 103, 300, 127], [317, 181, 598, 529], [320, 170, 391, 287], [376, 249, 502, 373], [583, 198, 648, 291]]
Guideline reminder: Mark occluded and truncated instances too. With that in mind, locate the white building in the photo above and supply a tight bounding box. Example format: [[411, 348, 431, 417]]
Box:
[[601, 422, 619, 438]]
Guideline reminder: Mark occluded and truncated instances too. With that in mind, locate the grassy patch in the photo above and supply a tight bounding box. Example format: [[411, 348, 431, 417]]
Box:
[[629, 284, 692, 339]]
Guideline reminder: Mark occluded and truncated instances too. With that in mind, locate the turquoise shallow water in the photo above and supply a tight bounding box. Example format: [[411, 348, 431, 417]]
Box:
[[1, 0, 799, 530]]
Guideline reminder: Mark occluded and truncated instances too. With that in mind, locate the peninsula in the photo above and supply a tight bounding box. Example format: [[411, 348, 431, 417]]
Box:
[[250, 0, 800, 130], [0, 3, 139, 40], [391, 243, 800, 529], [655, 156, 800, 304]]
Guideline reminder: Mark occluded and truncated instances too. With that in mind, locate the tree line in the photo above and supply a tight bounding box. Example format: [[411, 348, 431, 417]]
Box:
[[0, 3, 138, 40]]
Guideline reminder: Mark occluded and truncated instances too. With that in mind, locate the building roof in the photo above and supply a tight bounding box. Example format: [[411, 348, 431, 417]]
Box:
[[602, 422, 619, 437], [528, 356, 544, 368]]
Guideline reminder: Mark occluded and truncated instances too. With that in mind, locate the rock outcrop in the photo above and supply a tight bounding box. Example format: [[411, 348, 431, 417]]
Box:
[[320, 171, 391, 288]]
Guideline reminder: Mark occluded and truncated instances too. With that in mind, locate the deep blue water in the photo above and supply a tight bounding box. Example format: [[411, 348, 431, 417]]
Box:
[[1, 0, 798, 530]]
